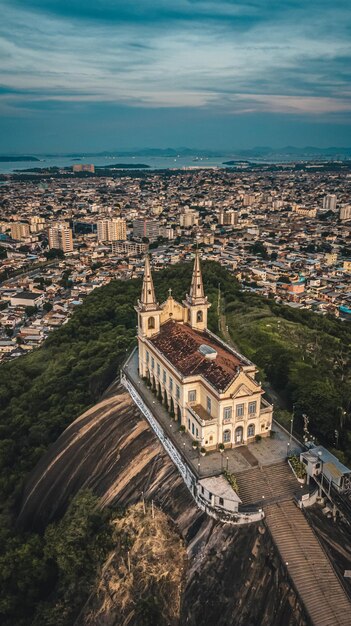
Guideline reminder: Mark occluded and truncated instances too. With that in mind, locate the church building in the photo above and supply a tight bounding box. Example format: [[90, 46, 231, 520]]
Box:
[[135, 254, 273, 450]]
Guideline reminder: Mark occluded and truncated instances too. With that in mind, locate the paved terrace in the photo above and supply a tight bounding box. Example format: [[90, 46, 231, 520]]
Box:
[[124, 349, 302, 479]]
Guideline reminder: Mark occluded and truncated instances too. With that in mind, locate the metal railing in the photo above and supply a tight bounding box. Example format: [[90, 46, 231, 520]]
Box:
[[121, 370, 264, 525]]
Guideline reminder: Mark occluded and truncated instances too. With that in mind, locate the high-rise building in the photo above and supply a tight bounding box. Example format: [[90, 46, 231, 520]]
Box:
[[323, 194, 337, 211], [97, 218, 127, 242], [132, 219, 159, 242], [72, 163, 95, 173], [29, 216, 46, 233], [48, 223, 73, 253], [159, 226, 175, 240], [179, 208, 199, 228], [219, 209, 238, 226], [242, 194, 256, 207], [10, 222, 30, 240], [339, 205, 351, 221], [272, 200, 284, 210]]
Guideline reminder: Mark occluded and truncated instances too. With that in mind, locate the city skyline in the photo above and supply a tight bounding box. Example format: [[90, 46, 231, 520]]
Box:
[[1, 0, 351, 152]]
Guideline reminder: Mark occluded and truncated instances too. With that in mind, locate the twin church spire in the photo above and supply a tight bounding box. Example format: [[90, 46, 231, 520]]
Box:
[[137, 252, 210, 334]]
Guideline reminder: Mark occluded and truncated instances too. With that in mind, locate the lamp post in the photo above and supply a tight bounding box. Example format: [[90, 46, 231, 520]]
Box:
[[226, 456, 229, 472], [220, 447, 224, 471], [289, 404, 295, 451], [339, 408, 347, 429]]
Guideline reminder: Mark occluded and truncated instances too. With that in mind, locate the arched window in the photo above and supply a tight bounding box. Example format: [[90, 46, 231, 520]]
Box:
[[148, 316, 155, 329], [223, 429, 231, 443], [196, 310, 203, 323], [235, 426, 243, 444], [248, 424, 255, 437], [209, 435, 214, 443]]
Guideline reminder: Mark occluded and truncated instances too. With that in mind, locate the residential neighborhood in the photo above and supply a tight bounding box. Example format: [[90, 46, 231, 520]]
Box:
[[0, 165, 351, 362]]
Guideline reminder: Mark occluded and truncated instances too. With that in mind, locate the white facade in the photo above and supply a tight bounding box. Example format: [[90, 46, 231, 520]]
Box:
[[97, 218, 127, 242], [135, 254, 273, 450], [48, 222, 73, 252]]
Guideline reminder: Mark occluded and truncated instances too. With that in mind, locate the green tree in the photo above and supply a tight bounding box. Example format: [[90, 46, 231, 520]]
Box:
[[249, 241, 269, 259], [45, 249, 64, 260], [25, 306, 37, 317]]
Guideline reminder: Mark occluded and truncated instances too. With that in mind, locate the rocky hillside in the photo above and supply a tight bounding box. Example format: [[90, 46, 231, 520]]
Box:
[[18, 383, 307, 626]]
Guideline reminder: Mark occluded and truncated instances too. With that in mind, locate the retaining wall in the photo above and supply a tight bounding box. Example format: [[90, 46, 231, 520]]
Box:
[[121, 372, 264, 525]]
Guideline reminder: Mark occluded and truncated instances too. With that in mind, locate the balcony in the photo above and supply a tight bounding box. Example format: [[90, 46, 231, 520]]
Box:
[[187, 403, 217, 426], [260, 397, 273, 415]]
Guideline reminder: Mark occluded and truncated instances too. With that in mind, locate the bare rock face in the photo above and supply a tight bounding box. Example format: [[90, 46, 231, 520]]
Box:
[[18, 386, 308, 626], [181, 521, 306, 626]]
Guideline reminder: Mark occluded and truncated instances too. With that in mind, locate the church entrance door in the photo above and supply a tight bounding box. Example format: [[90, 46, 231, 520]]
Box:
[[235, 426, 243, 444]]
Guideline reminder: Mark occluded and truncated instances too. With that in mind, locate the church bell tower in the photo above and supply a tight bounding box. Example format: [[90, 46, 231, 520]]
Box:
[[183, 252, 211, 331], [135, 254, 161, 338]]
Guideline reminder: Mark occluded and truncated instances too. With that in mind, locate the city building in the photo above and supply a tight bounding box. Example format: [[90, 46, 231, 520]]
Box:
[[292, 204, 317, 218], [97, 218, 127, 242], [111, 241, 148, 256], [133, 219, 159, 242], [339, 205, 351, 221], [72, 163, 95, 173], [325, 253, 338, 266], [179, 208, 199, 228], [219, 209, 238, 226], [135, 254, 273, 450], [47, 222, 73, 253], [10, 222, 30, 240], [10, 291, 44, 308], [29, 216, 46, 233], [323, 194, 337, 211]]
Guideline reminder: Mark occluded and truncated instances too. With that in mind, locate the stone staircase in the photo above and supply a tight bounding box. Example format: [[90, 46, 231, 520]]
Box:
[[265, 501, 351, 626], [236, 461, 301, 506]]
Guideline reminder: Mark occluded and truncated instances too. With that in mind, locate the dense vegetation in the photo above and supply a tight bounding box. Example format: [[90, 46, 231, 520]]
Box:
[[0, 490, 114, 626], [0, 261, 350, 624], [224, 285, 351, 461]]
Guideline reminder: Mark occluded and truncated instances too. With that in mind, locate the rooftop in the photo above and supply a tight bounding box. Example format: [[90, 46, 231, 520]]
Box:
[[304, 445, 351, 477], [11, 291, 42, 300], [149, 319, 249, 392], [199, 475, 242, 503]]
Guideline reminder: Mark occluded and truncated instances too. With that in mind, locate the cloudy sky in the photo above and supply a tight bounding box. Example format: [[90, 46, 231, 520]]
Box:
[[1, 0, 351, 152]]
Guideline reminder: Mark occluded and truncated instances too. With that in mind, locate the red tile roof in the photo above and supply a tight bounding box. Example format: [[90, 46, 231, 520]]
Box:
[[149, 320, 245, 392]]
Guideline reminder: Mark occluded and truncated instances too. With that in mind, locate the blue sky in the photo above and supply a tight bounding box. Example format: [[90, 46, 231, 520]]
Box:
[[0, 0, 351, 152]]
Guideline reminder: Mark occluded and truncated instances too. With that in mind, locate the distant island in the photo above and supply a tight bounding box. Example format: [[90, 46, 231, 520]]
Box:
[[12, 163, 150, 174], [223, 160, 254, 166], [95, 163, 149, 169], [0, 156, 40, 162]]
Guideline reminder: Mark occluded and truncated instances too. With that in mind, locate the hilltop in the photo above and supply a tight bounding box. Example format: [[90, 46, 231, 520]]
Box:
[[0, 261, 350, 625]]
